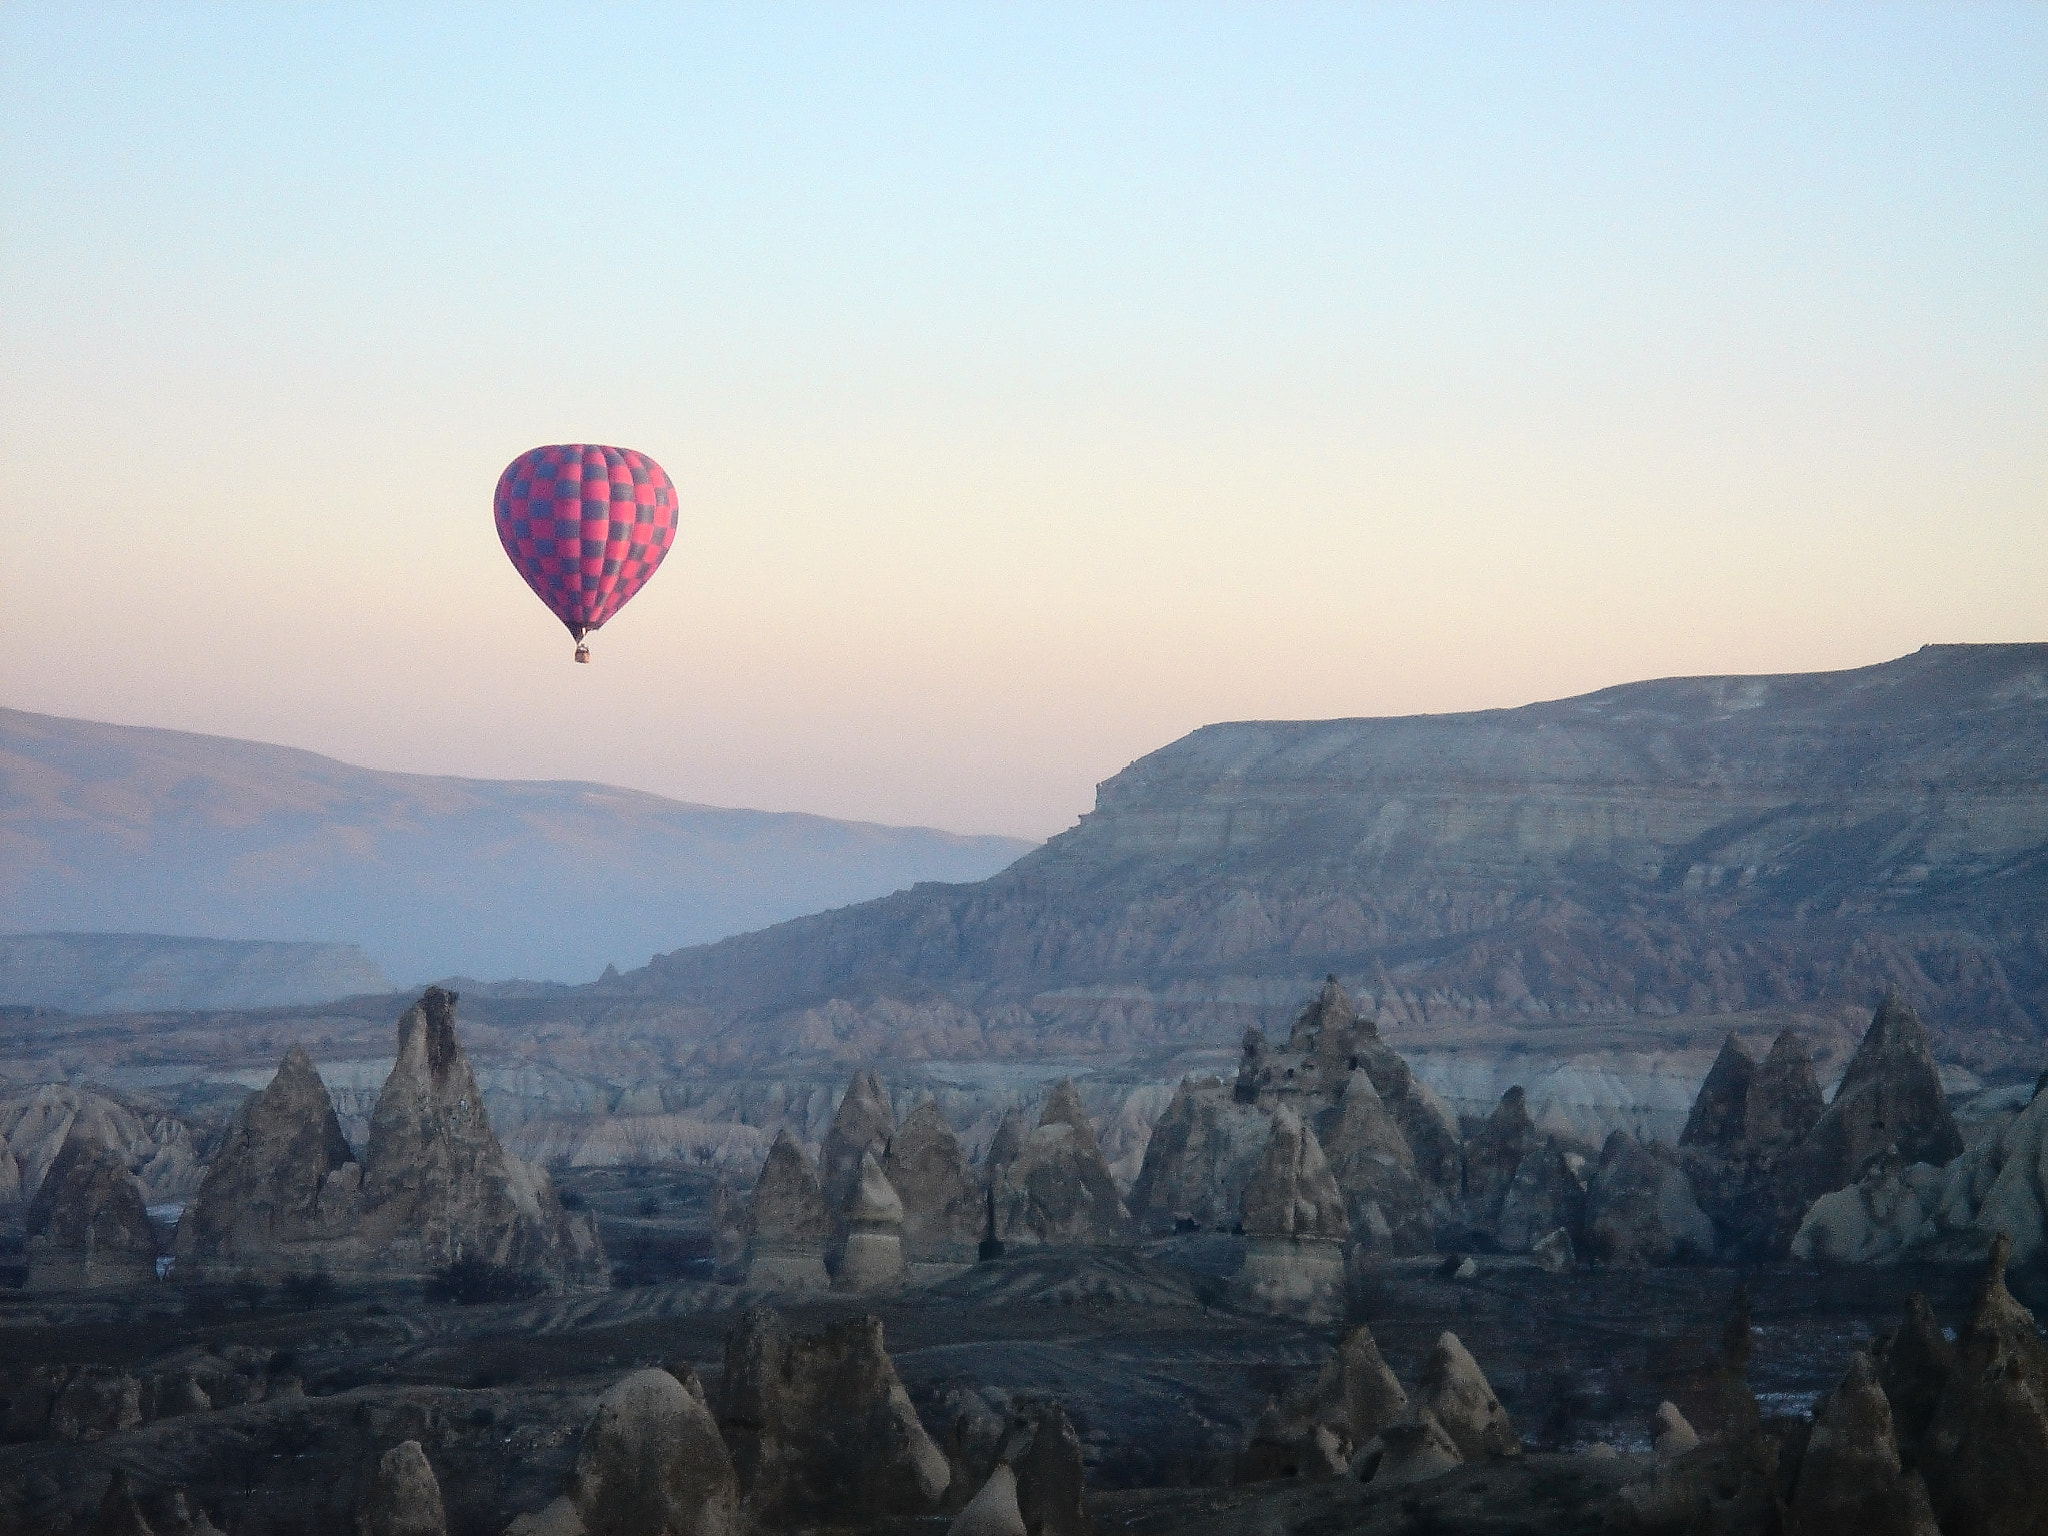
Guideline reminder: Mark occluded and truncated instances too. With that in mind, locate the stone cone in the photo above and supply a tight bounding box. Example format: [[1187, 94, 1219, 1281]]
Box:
[[25, 1126, 156, 1289], [744, 1130, 831, 1290], [1369, 1407, 1463, 1488], [883, 1099, 980, 1263], [1680, 1035, 1756, 1151], [176, 1042, 359, 1280], [1418, 1332, 1518, 1461], [821, 1070, 897, 1229], [357, 1440, 447, 1536], [1786, 1354, 1939, 1536], [834, 1152, 906, 1291]]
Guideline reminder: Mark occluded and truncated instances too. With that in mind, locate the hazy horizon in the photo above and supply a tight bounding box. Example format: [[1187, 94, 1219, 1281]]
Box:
[[4, 5, 2042, 840]]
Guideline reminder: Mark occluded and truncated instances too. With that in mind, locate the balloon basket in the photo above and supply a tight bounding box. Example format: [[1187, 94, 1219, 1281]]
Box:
[[574, 644, 591, 664]]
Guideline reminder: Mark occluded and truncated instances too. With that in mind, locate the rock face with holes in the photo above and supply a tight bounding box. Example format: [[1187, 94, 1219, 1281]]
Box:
[[24, 1127, 157, 1289], [744, 1130, 832, 1290], [175, 1044, 361, 1281], [993, 1082, 1132, 1248], [717, 1309, 950, 1527], [331, 989, 604, 1287], [1232, 1110, 1348, 1321], [1129, 980, 1456, 1253], [883, 1100, 981, 1264]]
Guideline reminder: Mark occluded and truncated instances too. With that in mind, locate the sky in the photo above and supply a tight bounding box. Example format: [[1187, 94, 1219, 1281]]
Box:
[[2, 3, 2043, 841]]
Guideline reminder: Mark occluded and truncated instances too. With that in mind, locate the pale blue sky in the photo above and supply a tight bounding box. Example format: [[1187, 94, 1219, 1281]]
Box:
[[3, 4, 2043, 836]]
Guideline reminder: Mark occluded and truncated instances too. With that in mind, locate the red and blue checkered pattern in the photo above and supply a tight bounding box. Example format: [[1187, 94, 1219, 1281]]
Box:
[[494, 444, 678, 639]]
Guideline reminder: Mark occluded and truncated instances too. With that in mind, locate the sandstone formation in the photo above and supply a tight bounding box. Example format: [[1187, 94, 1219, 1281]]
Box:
[[1794, 1065, 2048, 1268], [1678, 1036, 1755, 1150], [0, 1083, 202, 1208], [357, 1440, 447, 1536], [348, 989, 603, 1286], [25, 1127, 157, 1289], [834, 1152, 906, 1291], [1125, 1077, 1270, 1234], [948, 1464, 1027, 1536], [1678, 1028, 1830, 1258], [1367, 1408, 1463, 1488], [1417, 1332, 1519, 1462], [1784, 1354, 1939, 1536], [1320, 1070, 1434, 1253], [1238, 1323, 1408, 1484], [1584, 1131, 1713, 1267], [1650, 1402, 1696, 1460], [821, 1070, 896, 1248], [1130, 981, 1455, 1252], [743, 1130, 831, 1289], [506, 1367, 738, 1536], [1231, 1110, 1347, 1321], [717, 1309, 949, 1526], [85, 1469, 152, 1536], [992, 1400, 1089, 1536], [994, 1084, 1132, 1248], [175, 1043, 360, 1280], [1802, 995, 1962, 1190], [883, 1099, 981, 1262], [985, 1109, 1028, 1186]]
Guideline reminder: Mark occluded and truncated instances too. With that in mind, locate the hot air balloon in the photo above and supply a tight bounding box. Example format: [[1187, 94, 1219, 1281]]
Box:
[[494, 444, 679, 662]]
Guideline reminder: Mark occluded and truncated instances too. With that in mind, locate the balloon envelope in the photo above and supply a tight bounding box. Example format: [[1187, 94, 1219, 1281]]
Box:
[[495, 444, 678, 639]]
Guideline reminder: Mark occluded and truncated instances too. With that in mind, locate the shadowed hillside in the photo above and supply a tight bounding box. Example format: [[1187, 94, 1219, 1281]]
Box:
[[0, 709, 1035, 985]]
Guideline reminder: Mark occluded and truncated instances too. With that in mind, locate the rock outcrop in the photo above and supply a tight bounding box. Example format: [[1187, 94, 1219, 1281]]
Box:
[[1238, 1323, 1408, 1483], [1231, 1110, 1347, 1320], [1854, 1242, 2048, 1536], [1803, 995, 1963, 1191], [744, 1131, 832, 1290], [1129, 981, 1457, 1251], [985, 1109, 1028, 1187], [24, 1127, 157, 1289], [834, 1152, 906, 1291], [357, 1440, 447, 1536], [992, 1401, 1088, 1536], [821, 1070, 896, 1245], [883, 1099, 980, 1263], [1417, 1332, 1519, 1462], [1367, 1408, 1463, 1488], [507, 1368, 738, 1536], [994, 1084, 1132, 1248], [947, 1464, 1026, 1536], [1784, 1354, 1939, 1536], [1320, 1069, 1434, 1253], [347, 989, 603, 1287], [1585, 1131, 1714, 1267], [717, 1309, 949, 1526], [175, 1044, 360, 1280], [1126, 1077, 1271, 1234], [0, 1083, 202, 1208], [1679, 1028, 1830, 1258], [1794, 1066, 2048, 1269]]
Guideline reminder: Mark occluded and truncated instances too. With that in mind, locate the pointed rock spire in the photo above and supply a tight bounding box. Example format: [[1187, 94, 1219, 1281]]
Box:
[[821, 1070, 897, 1220], [356, 1440, 446, 1536], [1680, 1035, 1756, 1150], [1418, 1332, 1518, 1461], [176, 1043, 358, 1279], [883, 1100, 980, 1263], [1744, 1029, 1826, 1150], [745, 1130, 831, 1289], [25, 1126, 157, 1289], [1036, 1080, 1101, 1159]]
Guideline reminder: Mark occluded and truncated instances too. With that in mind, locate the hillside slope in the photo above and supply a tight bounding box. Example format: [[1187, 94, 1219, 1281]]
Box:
[[0, 709, 1034, 984], [606, 643, 2048, 1073]]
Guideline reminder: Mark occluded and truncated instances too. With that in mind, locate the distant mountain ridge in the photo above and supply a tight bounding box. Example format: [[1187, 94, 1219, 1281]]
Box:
[[0, 933, 391, 1014], [592, 643, 2048, 1074], [0, 708, 1036, 984]]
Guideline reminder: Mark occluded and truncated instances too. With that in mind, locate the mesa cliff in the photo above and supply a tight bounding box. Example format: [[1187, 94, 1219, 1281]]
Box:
[[608, 643, 2048, 1073]]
